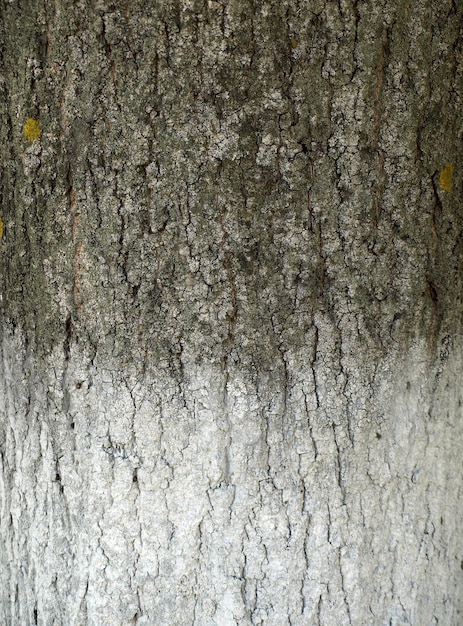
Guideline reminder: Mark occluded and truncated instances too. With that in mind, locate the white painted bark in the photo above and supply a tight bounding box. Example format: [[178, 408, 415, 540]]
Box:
[[0, 1, 462, 624]]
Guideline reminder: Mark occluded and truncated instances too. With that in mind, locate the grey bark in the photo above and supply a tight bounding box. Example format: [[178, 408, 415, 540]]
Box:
[[0, 1, 462, 624]]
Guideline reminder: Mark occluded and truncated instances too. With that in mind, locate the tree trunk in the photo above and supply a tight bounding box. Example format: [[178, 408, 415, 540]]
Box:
[[1, 1, 462, 624]]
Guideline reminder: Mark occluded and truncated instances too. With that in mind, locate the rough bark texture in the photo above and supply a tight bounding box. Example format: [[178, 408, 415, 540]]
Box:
[[1, 1, 462, 624]]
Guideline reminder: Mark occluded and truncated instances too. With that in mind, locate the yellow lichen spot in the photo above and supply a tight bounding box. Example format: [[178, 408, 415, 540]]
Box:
[[0, 217, 3, 238], [439, 163, 454, 192], [291, 39, 298, 49], [23, 118, 42, 142]]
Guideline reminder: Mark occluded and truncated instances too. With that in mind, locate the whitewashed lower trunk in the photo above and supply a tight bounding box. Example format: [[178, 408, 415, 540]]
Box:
[[1, 326, 462, 625]]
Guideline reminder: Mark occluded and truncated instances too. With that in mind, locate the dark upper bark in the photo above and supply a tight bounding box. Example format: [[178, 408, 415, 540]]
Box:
[[0, 0, 461, 375]]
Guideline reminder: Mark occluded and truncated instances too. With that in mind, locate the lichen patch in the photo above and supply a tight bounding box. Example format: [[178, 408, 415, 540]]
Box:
[[439, 163, 454, 192], [23, 118, 42, 141]]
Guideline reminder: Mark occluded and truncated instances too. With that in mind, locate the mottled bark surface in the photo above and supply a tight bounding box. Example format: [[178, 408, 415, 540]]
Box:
[[0, 1, 462, 624]]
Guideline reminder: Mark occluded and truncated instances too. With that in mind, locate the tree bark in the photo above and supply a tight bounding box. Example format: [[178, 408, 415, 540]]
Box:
[[1, 1, 462, 624]]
